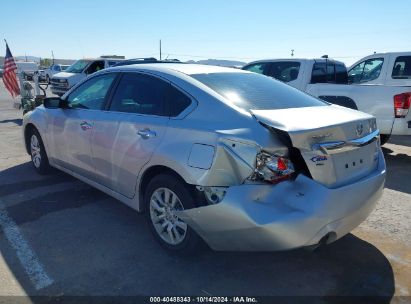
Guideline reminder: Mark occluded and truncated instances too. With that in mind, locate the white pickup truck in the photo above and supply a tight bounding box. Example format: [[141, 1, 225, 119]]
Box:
[[243, 53, 411, 144], [50, 57, 124, 96]]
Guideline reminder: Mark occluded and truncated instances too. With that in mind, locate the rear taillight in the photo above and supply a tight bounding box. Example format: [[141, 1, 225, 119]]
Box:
[[251, 152, 295, 184], [394, 92, 411, 118]]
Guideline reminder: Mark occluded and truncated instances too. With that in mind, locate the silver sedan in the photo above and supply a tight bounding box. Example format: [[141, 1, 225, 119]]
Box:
[[22, 64, 386, 253]]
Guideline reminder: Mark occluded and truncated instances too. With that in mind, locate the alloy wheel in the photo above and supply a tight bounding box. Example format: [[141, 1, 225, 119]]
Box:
[[30, 134, 42, 168], [149, 187, 188, 246]]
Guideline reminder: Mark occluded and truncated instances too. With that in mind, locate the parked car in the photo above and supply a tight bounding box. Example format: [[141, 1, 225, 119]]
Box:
[[23, 64, 385, 253], [50, 58, 124, 96], [15, 61, 38, 80], [243, 55, 411, 144], [44, 64, 69, 83]]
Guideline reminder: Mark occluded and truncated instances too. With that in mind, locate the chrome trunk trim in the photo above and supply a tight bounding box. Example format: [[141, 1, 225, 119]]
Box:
[[313, 130, 380, 154]]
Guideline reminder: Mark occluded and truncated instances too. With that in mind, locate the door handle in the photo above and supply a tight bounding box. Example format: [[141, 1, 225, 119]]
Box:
[[137, 128, 156, 139], [80, 121, 92, 131]]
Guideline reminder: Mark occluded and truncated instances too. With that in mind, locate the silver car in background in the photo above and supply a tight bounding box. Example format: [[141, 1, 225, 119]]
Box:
[[22, 64, 386, 253]]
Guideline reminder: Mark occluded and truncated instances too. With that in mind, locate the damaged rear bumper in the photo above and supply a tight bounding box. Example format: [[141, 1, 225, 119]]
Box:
[[178, 151, 386, 251]]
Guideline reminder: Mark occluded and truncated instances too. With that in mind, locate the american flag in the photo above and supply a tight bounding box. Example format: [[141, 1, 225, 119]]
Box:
[[2, 43, 20, 98]]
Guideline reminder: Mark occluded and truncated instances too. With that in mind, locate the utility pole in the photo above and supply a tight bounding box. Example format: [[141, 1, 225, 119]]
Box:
[[159, 40, 162, 60], [51, 50, 55, 65], [291, 49, 294, 57]]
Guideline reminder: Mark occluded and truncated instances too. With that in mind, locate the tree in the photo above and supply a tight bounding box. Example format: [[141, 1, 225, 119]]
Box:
[[40, 58, 52, 67]]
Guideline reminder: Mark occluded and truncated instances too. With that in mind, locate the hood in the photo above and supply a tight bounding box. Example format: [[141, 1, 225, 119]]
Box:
[[51, 72, 77, 79]]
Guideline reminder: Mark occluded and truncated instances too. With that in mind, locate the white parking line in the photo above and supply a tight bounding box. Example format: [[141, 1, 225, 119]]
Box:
[[0, 208, 53, 290]]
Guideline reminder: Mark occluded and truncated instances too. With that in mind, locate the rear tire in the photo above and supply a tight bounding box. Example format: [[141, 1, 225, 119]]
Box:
[[380, 134, 390, 145], [145, 173, 202, 255], [29, 128, 50, 175]]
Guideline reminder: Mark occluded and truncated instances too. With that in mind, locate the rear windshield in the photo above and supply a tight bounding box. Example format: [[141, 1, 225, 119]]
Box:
[[191, 72, 327, 110]]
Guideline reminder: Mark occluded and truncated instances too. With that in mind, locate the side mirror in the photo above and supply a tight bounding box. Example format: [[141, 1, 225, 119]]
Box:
[[43, 97, 68, 109]]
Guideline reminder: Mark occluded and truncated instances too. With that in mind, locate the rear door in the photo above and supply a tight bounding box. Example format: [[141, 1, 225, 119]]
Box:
[[49, 73, 118, 179], [90, 72, 170, 198]]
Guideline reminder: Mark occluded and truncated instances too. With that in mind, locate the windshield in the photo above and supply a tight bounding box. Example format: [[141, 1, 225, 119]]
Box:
[[65, 60, 91, 73], [61, 65, 69, 71], [191, 72, 327, 110]]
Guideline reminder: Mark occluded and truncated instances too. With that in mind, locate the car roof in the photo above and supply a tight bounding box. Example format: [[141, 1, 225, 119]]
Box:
[[244, 58, 346, 66], [107, 63, 247, 76]]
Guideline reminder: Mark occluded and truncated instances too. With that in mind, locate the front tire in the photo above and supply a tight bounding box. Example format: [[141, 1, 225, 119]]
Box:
[[29, 129, 50, 174], [145, 174, 202, 254]]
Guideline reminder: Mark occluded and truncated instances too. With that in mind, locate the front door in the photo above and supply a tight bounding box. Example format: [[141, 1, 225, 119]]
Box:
[[49, 73, 118, 180]]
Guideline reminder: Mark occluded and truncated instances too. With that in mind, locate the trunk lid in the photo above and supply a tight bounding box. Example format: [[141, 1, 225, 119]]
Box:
[[251, 105, 380, 188]]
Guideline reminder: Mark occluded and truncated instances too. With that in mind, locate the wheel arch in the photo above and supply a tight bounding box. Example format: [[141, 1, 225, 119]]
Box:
[[138, 165, 194, 212], [24, 123, 38, 155]]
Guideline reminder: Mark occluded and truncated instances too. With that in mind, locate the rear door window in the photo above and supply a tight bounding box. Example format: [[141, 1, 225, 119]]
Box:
[[311, 62, 327, 83], [392, 56, 411, 79], [167, 85, 192, 117], [326, 63, 335, 83], [109, 73, 168, 116], [266, 62, 300, 82], [335, 63, 348, 84]]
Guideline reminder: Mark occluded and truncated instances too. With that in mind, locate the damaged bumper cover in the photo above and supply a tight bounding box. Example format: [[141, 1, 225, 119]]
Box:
[[178, 151, 386, 251]]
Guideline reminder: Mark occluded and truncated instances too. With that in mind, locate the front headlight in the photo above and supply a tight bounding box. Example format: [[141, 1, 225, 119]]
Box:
[[251, 151, 295, 184]]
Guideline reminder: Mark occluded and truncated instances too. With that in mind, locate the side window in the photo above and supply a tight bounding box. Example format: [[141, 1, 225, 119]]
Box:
[[361, 58, 384, 82], [109, 73, 168, 116], [348, 58, 384, 83], [266, 62, 300, 82], [326, 63, 335, 83], [392, 56, 411, 79], [311, 62, 327, 83], [55, 66, 61, 71], [67, 73, 117, 110], [348, 61, 365, 84], [335, 64, 348, 84], [168, 85, 192, 117], [86, 61, 105, 75], [243, 63, 270, 75]]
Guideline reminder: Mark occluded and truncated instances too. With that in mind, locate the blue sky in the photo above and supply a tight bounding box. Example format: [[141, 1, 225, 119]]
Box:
[[1, 0, 410, 65]]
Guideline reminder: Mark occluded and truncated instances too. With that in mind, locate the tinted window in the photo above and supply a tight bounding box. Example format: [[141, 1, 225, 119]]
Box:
[[67, 73, 117, 110], [348, 58, 384, 83], [191, 72, 327, 111], [326, 63, 335, 82], [335, 64, 348, 84], [242, 63, 270, 75], [168, 86, 192, 117], [266, 62, 300, 82], [311, 62, 327, 83], [86, 61, 104, 75], [109, 73, 168, 116], [392, 56, 411, 79]]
